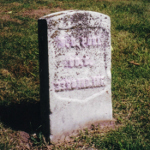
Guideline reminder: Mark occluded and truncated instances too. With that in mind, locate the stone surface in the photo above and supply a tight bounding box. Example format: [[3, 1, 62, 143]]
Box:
[[38, 10, 113, 143]]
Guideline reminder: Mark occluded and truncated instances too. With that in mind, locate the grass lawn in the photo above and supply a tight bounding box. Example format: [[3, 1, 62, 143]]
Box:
[[0, 0, 150, 149]]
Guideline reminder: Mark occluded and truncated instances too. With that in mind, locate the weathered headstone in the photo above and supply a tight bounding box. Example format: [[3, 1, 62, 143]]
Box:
[[38, 10, 114, 143]]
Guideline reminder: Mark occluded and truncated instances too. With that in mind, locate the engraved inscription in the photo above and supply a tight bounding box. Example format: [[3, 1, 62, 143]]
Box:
[[53, 27, 108, 94], [53, 76, 105, 92], [57, 35, 104, 49], [63, 56, 94, 68]]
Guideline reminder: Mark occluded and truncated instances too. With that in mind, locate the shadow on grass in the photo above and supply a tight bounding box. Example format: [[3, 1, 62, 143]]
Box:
[[0, 101, 41, 134]]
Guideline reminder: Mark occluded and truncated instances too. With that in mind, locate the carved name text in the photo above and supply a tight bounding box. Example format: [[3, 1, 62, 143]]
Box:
[[53, 76, 105, 92], [57, 35, 105, 49]]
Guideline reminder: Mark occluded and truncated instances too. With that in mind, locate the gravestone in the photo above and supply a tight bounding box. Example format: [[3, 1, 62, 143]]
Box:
[[38, 10, 114, 143]]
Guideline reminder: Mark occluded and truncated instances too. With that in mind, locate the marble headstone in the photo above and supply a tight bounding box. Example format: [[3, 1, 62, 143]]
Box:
[[38, 10, 113, 143]]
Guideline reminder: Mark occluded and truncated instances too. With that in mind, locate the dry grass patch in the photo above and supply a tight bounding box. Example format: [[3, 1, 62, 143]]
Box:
[[0, 69, 13, 77], [0, 14, 23, 24], [21, 7, 65, 19], [0, 79, 11, 101], [0, 2, 23, 24], [22, 8, 52, 19], [0, 123, 33, 149], [110, 0, 130, 1], [0, 31, 23, 38], [12, 2, 22, 7], [6, 60, 36, 78], [0, 2, 22, 13]]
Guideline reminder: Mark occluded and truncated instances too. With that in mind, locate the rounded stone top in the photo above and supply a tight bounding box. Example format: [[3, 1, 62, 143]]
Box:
[[39, 10, 110, 30]]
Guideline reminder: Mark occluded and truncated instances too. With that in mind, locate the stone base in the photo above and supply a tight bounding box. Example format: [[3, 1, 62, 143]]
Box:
[[49, 119, 116, 143]]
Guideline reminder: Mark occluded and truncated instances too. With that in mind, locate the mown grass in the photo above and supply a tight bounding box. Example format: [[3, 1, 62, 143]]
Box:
[[0, 0, 150, 149]]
